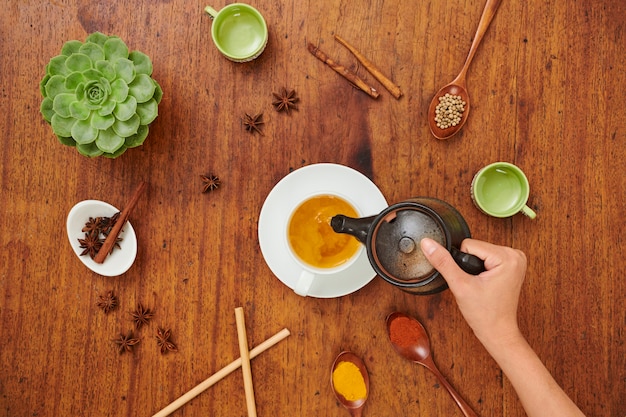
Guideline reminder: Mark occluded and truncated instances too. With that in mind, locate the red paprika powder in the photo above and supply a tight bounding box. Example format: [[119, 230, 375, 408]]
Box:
[[389, 315, 422, 347]]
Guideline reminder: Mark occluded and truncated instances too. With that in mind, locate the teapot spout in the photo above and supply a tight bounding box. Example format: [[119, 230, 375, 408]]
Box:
[[330, 214, 376, 244]]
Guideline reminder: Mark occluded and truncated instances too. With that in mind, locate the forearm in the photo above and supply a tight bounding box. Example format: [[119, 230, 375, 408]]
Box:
[[480, 330, 586, 417]]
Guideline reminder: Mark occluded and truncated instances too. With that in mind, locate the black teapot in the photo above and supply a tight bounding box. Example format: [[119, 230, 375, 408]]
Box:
[[331, 197, 484, 295]]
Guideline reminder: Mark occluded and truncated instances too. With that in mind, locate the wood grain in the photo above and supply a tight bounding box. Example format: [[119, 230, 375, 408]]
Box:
[[1, 0, 624, 416]]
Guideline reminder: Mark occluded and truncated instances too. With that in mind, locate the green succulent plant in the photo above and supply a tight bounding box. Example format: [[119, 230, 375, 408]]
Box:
[[40, 32, 162, 158]]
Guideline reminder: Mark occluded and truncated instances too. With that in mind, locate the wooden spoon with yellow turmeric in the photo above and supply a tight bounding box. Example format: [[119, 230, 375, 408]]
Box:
[[331, 351, 370, 417]]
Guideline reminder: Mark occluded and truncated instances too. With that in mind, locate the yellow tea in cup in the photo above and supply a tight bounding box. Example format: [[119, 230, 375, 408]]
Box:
[[288, 195, 360, 269]]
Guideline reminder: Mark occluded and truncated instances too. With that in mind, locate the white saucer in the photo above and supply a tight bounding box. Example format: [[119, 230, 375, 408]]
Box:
[[66, 200, 137, 277], [258, 163, 388, 298]]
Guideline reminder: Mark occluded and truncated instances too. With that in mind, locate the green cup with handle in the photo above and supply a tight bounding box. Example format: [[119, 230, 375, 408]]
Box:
[[204, 3, 268, 62], [471, 162, 537, 219]]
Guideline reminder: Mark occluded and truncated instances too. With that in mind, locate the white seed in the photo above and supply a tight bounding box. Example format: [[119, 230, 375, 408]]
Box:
[[433, 93, 465, 129]]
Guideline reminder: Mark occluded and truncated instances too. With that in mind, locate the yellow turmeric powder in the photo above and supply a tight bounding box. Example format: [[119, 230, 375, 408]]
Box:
[[332, 360, 367, 401]]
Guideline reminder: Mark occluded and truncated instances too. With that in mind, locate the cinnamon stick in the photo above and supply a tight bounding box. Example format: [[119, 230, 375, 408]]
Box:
[[307, 43, 380, 99], [235, 307, 257, 417], [94, 181, 147, 264], [334, 34, 403, 99]]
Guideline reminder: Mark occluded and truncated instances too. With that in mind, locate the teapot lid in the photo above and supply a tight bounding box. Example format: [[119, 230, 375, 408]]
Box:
[[369, 207, 446, 282]]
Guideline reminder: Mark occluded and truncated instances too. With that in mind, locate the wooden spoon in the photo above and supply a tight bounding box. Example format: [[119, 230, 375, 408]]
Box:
[[331, 351, 370, 417], [386, 312, 478, 417], [428, 0, 503, 140]]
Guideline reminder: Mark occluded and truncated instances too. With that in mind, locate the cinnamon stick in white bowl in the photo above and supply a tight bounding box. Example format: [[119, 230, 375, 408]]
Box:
[[94, 181, 147, 264]]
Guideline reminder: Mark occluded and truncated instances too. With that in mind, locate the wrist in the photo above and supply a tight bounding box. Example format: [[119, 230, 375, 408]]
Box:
[[475, 324, 525, 353]]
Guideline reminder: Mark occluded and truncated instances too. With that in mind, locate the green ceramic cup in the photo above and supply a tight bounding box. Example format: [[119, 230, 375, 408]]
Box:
[[471, 162, 537, 219], [204, 4, 268, 62]]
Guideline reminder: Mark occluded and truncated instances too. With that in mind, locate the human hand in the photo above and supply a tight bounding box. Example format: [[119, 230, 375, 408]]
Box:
[[420, 238, 527, 346]]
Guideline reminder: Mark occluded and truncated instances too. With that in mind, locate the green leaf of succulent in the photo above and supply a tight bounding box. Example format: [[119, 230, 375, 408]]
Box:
[[71, 118, 99, 144], [103, 37, 129, 61], [124, 124, 149, 148], [51, 113, 76, 137], [110, 78, 129, 102], [64, 72, 86, 91], [69, 101, 90, 120], [90, 112, 115, 130], [129, 74, 156, 103], [77, 141, 104, 157], [52, 93, 75, 118], [75, 82, 85, 101], [95, 60, 116, 81], [113, 96, 137, 121], [65, 53, 92, 72], [56, 135, 76, 147], [112, 113, 140, 138], [96, 127, 125, 153], [61, 40, 83, 56], [98, 100, 116, 116], [129, 51, 153, 75], [136, 98, 158, 125], [114, 58, 135, 84], [103, 145, 128, 158], [153, 82, 163, 104], [41, 97, 54, 123], [45, 74, 71, 98], [86, 32, 109, 47], [81, 68, 105, 82], [99, 77, 112, 92], [79, 42, 105, 62], [40, 74, 51, 96], [47, 55, 69, 77]]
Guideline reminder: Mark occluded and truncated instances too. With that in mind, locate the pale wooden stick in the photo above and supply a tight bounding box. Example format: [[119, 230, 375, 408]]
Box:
[[307, 43, 380, 99], [334, 34, 403, 99], [151, 328, 290, 417], [94, 181, 147, 264], [235, 307, 257, 417]]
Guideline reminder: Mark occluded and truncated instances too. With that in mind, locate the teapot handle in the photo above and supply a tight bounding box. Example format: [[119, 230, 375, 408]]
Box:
[[450, 247, 485, 275]]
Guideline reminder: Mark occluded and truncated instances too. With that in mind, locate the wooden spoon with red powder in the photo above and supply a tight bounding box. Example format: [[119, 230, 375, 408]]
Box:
[[386, 312, 478, 417]]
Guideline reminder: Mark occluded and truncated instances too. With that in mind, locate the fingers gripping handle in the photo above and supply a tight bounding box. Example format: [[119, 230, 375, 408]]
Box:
[[450, 247, 485, 275]]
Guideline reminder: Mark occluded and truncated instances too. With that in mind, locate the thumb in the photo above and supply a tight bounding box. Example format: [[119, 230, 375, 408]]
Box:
[[420, 238, 466, 288]]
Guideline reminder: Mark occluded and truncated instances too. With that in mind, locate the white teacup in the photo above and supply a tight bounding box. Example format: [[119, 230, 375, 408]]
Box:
[[285, 193, 363, 297]]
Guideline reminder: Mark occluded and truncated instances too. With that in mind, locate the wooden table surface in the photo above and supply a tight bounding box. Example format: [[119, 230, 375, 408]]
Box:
[[1, 0, 624, 416]]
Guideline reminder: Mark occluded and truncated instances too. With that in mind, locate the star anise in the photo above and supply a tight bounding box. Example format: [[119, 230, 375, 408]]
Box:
[[272, 88, 299, 114], [82, 217, 103, 233], [78, 231, 103, 259], [113, 331, 140, 354], [106, 237, 123, 254], [131, 303, 154, 329], [243, 112, 264, 136], [200, 174, 221, 193], [96, 290, 118, 314], [100, 212, 120, 236], [78, 214, 122, 258], [156, 327, 178, 354]]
